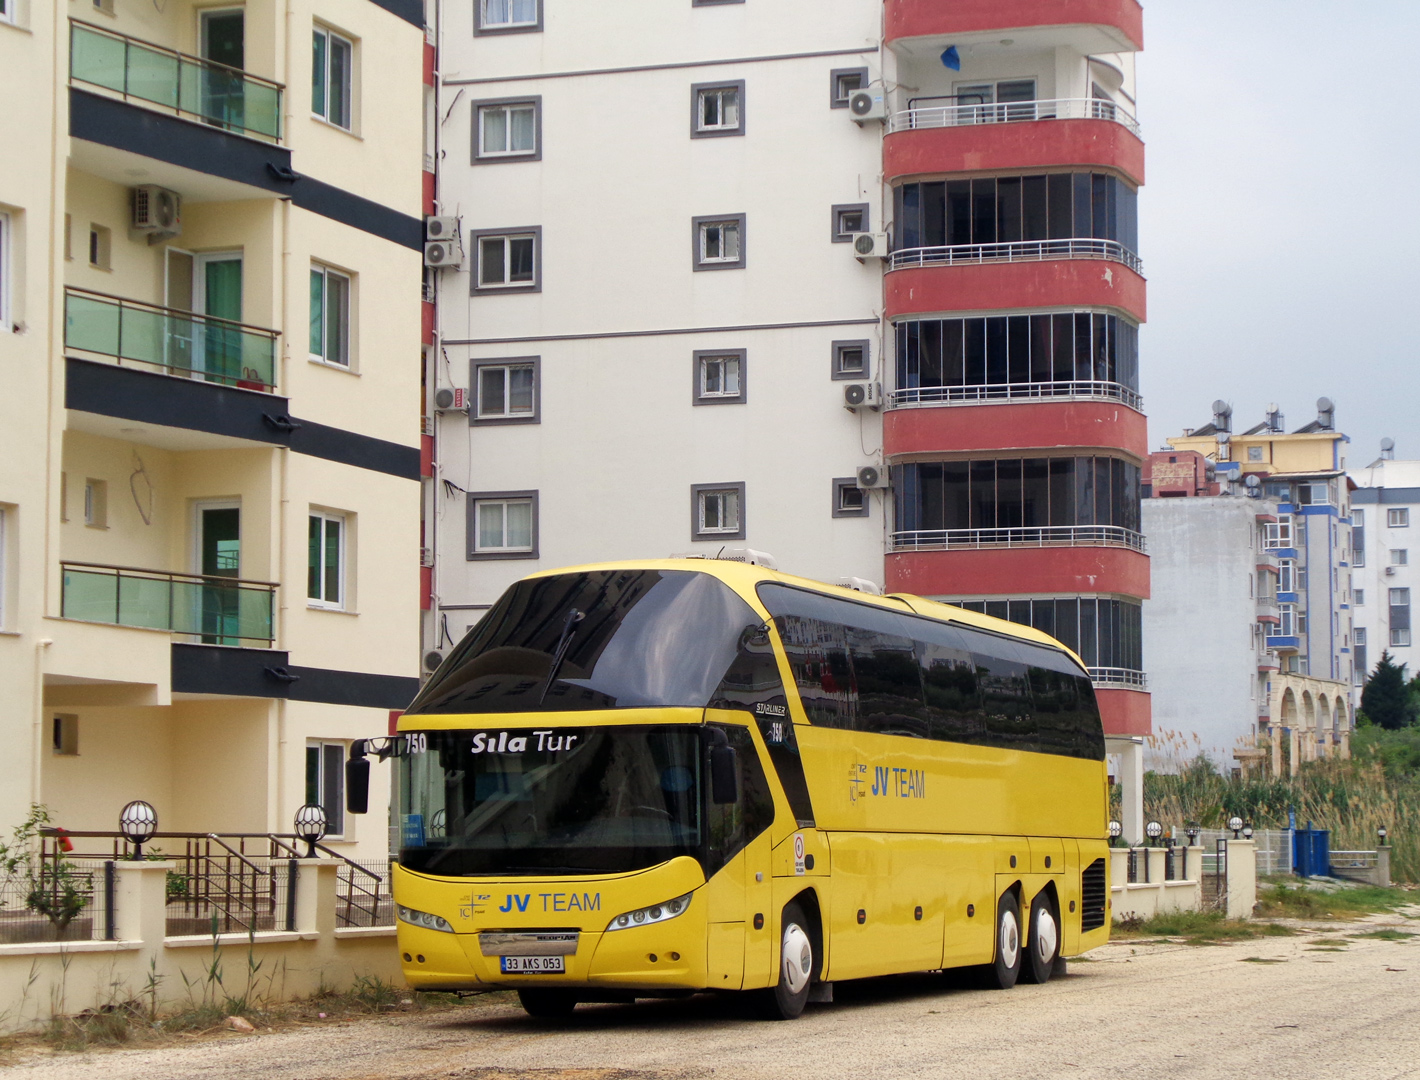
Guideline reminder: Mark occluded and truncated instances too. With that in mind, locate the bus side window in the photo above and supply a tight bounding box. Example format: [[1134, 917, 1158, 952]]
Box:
[[846, 624, 929, 738], [704, 724, 775, 874], [917, 630, 984, 743], [773, 614, 854, 728]]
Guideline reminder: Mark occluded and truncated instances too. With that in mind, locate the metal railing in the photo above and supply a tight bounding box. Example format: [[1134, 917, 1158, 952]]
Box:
[[69, 20, 283, 142], [1089, 667, 1148, 690], [0, 858, 114, 944], [889, 525, 1147, 554], [65, 288, 279, 393], [335, 857, 394, 928], [890, 96, 1141, 138], [889, 379, 1142, 411], [890, 238, 1143, 275], [1330, 850, 1378, 870], [61, 561, 277, 645]]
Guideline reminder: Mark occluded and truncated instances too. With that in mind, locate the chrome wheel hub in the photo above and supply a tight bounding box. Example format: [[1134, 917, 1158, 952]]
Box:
[[781, 922, 812, 994]]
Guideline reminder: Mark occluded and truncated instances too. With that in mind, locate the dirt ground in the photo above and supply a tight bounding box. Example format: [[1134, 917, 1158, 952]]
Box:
[[4, 910, 1419, 1080]]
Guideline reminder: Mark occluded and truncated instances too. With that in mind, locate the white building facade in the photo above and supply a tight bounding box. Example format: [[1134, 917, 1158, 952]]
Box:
[[1350, 453, 1420, 686]]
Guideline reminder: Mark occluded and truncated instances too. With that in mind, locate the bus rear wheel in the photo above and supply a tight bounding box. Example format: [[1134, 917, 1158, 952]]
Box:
[[756, 900, 816, 1020], [1020, 892, 1059, 985], [981, 892, 1023, 990], [517, 988, 578, 1019]]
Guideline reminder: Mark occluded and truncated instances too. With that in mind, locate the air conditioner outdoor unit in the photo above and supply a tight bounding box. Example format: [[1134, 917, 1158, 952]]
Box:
[[838, 576, 883, 595], [423, 649, 445, 673], [851, 232, 889, 261], [1386, 566, 1396, 576], [130, 185, 181, 242], [433, 387, 469, 411], [716, 548, 779, 570], [856, 465, 889, 490], [848, 88, 886, 123], [420, 546, 435, 568], [844, 382, 881, 411], [425, 216, 461, 242], [425, 239, 464, 268]]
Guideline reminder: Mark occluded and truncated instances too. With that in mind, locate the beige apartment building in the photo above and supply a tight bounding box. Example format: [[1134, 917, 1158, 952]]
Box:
[[0, 0, 424, 865]]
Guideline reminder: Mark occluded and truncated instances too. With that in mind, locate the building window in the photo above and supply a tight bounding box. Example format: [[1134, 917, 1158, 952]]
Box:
[[51, 714, 79, 756], [1296, 481, 1333, 506], [832, 478, 869, 518], [474, 97, 541, 162], [476, 0, 541, 33], [1390, 508, 1410, 528], [1355, 588, 1365, 606], [691, 81, 745, 138], [1263, 516, 1293, 549], [0, 506, 7, 629], [691, 483, 745, 541], [1247, 446, 1264, 462], [307, 511, 346, 609], [832, 339, 869, 380], [1297, 612, 1307, 635], [1278, 560, 1295, 593], [309, 265, 351, 366], [1391, 549, 1409, 566], [312, 26, 354, 130], [306, 741, 346, 838], [0, 0, 13, 25], [830, 67, 869, 109], [87, 223, 111, 270], [954, 595, 1143, 672], [954, 79, 1037, 121], [693, 350, 746, 405], [83, 478, 108, 528], [693, 0, 745, 6], [467, 492, 538, 559], [1393, 628, 1412, 647], [831, 203, 869, 243], [1354, 627, 1368, 683], [0, 212, 10, 330], [692, 215, 745, 271], [472, 228, 541, 293], [1274, 605, 1295, 638], [473, 358, 539, 423]]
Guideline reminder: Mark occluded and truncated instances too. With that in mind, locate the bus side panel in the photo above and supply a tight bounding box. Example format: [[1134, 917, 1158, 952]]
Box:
[[743, 829, 776, 988], [887, 835, 948, 973], [1060, 840, 1082, 957], [822, 833, 887, 982], [707, 923, 745, 990], [823, 833, 946, 980], [941, 835, 995, 969]]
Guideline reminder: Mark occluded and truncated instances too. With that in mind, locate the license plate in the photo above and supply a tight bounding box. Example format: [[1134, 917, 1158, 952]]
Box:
[[501, 955, 566, 974]]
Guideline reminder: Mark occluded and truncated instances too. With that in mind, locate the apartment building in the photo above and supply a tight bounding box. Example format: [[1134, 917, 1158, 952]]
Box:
[[0, 0, 425, 864], [1350, 444, 1420, 687], [1162, 402, 1354, 775]]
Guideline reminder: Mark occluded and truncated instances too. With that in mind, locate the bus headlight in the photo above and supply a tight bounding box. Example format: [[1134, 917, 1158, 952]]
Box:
[[606, 892, 693, 932], [398, 904, 454, 933]]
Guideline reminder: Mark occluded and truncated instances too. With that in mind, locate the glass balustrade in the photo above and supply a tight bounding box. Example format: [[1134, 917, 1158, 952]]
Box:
[[62, 563, 276, 645]]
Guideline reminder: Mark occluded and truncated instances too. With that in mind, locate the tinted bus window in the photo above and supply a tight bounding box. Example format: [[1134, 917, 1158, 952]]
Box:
[[846, 623, 929, 738]]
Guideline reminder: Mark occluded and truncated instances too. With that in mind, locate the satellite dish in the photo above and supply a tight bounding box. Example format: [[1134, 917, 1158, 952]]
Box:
[[1381, 437, 1395, 451], [1317, 397, 1334, 412], [1245, 474, 1261, 489], [423, 650, 445, 673], [1212, 400, 1231, 416]]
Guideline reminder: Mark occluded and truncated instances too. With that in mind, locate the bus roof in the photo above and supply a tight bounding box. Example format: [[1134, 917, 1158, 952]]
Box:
[[523, 558, 1090, 671]]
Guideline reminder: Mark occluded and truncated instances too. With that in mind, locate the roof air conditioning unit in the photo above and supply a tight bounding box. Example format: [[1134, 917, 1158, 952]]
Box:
[[425, 216, 461, 242], [856, 465, 889, 490], [716, 548, 778, 570], [848, 88, 886, 123], [434, 387, 469, 411], [844, 382, 881, 411], [838, 576, 883, 595], [423, 649, 445, 673], [425, 239, 464, 268], [130, 185, 182, 242], [851, 232, 889, 260]]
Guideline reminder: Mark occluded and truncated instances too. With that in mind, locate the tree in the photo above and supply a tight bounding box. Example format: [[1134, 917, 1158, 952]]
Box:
[[1361, 651, 1418, 730]]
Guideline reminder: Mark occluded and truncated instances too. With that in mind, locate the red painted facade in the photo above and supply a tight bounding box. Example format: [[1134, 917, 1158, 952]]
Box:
[[884, 119, 1144, 187], [885, 547, 1150, 601], [886, 260, 1146, 322], [884, 0, 1143, 50], [885, 400, 1147, 460], [1095, 688, 1151, 737]]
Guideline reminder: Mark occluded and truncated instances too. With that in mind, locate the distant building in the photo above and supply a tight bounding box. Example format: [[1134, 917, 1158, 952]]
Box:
[[1145, 401, 1354, 776], [1349, 444, 1420, 688]]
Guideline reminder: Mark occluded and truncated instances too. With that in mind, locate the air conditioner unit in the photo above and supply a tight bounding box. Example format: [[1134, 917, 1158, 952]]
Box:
[[425, 216, 461, 242], [838, 576, 883, 595], [420, 546, 435, 568], [1385, 566, 1396, 576], [425, 239, 464, 268], [844, 382, 881, 411], [848, 88, 886, 123], [851, 232, 889, 260], [856, 465, 889, 490], [433, 387, 469, 411], [421, 415, 435, 436], [130, 185, 181, 242], [422, 649, 445, 673], [716, 547, 779, 570]]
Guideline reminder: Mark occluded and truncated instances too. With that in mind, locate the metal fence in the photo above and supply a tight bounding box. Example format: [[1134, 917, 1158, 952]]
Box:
[[0, 859, 115, 944], [1198, 828, 1291, 876], [889, 524, 1147, 555], [337, 859, 394, 928], [889, 379, 1144, 412], [889, 96, 1141, 138], [889, 237, 1143, 275]]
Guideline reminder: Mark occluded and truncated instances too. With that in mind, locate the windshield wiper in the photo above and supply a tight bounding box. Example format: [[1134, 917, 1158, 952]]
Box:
[[538, 608, 585, 704]]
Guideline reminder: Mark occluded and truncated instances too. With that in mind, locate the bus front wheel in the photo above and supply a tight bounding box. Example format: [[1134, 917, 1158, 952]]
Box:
[[982, 892, 1023, 990], [517, 988, 578, 1019], [1020, 892, 1059, 985], [757, 900, 816, 1020]]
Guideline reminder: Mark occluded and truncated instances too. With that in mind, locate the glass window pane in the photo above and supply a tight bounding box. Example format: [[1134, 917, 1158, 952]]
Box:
[[479, 502, 505, 549], [509, 366, 535, 412], [309, 270, 324, 357], [724, 358, 740, 394], [506, 502, 533, 548], [511, 106, 536, 151], [305, 745, 320, 804], [482, 107, 508, 153], [307, 516, 321, 598], [723, 224, 740, 261], [326, 273, 348, 365], [481, 366, 506, 415], [330, 36, 351, 129], [322, 744, 345, 835], [481, 237, 506, 285], [512, 0, 537, 22], [324, 518, 341, 603], [509, 237, 534, 281], [311, 31, 327, 116], [702, 494, 721, 531], [723, 90, 739, 127]]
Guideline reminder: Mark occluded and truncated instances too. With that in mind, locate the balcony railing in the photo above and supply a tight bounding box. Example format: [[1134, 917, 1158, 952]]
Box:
[[890, 238, 1143, 275], [890, 96, 1141, 138], [69, 20, 283, 143], [889, 525, 1147, 554], [1089, 667, 1148, 690], [61, 562, 276, 645], [890, 380, 1142, 411], [65, 288, 278, 392]]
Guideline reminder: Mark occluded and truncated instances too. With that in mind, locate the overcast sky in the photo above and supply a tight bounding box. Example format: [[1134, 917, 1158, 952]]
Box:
[[1139, 1, 1420, 468]]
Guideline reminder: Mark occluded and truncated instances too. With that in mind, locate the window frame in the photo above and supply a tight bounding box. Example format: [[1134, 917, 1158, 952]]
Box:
[[1389, 507, 1410, 528], [831, 202, 870, 243], [311, 24, 355, 132], [472, 96, 542, 163], [1355, 588, 1365, 606], [0, 505, 7, 630], [466, 490, 539, 560], [829, 67, 869, 109], [0, 211, 10, 331], [691, 482, 746, 541], [692, 0, 745, 6], [470, 226, 542, 294], [307, 510, 348, 611], [309, 263, 353, 368], [471, 356, 540, 424], [475, 0, 542, 34], [692, 349, 747, 406], [690, 80, 746, 138], [306, 740, 348, 839], [1392, 628, 1412, 648], [692, 214, 746, 271], [832, 478, 869, 519], [831, 339, 870, 380]]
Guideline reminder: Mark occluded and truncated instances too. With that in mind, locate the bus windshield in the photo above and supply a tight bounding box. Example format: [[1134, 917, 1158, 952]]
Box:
[[397, 725, 704, 876], [406, 569, 767, 715]]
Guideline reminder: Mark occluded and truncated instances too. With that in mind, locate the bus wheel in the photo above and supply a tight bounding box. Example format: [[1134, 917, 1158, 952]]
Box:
[[757, 900, 816, 1020], [1020, 892, 1059, 985], [982, 892, 1022, 990], [517, 988, 578, 1019]]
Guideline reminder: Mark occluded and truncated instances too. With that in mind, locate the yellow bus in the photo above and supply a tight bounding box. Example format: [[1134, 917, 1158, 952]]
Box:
[[348, 559, 1111, 1019]]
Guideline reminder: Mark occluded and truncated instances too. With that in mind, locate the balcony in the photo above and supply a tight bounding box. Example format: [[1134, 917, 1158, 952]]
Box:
[[884, 0, 1144, 53], [890, 97, 1139, 139], [61, 562, 276, 646], [1089, 667, 1147, 690], [890, 238, 1142, 275], [69, 20, 282, 144], [65, 289, 278, 393], [890, 380, 1141, 412], [889, 525, 1146, 554]]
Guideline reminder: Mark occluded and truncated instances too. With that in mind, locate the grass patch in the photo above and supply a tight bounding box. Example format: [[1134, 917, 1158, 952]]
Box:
[[1241, 957, 1286, 964], [1306, 946, 1347, 952], [1308, 937, 1352, 946], [1113, 910, 1293, 944], [1354, 928, 1417, 941], [1255, 882, 1414, 920]]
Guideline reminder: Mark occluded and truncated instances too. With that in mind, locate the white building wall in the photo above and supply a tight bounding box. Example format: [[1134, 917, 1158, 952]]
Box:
[[1349, 458, 1420, 686]]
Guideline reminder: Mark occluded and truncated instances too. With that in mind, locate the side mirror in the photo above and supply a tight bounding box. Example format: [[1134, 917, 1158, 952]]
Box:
[[710, 745, 739, 805], [346, 750, 371, 815]]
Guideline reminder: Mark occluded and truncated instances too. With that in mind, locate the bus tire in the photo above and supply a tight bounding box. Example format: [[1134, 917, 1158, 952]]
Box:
[[757, 900, 816, 1020], [982, 891, 1023, 990], [517, 988, 578, 1019], [1020, 891, 1059, 985]]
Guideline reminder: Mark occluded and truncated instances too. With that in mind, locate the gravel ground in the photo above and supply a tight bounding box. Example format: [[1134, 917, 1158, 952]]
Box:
[[5, 911, 1419, 1080]]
